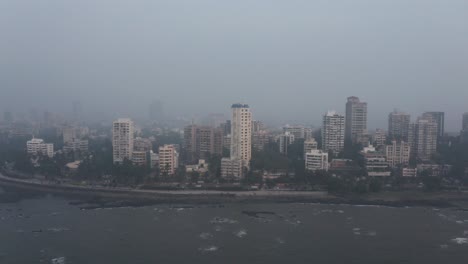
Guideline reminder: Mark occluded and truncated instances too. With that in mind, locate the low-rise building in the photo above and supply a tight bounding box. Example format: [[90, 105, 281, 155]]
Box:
[[63, 139, 89, 153], [304, 139, 318, 158], [186, 159, 209, 174], [402, 167, 417, 177], [132, 151, 148, 166], [417, 164, 452, 177], [27, 138, 54, 158], [221, 158, 243, 179], [386, 141, 410, 168], [305, 149, 328, 171]]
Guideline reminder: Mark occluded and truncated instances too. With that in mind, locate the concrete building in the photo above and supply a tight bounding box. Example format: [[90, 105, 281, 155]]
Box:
[[322, 111, 345, 154], [373, 129, 387, 148], [345, 96, 367, 145], [230, 104, 252, 165], [388, 111, 410, 141], [279, 132, 295, 155], [422, 112, 445, 139], [221, 158, 243, 179], [408, 117, 438, 161], [402, 167, 418, 177], [132, 151, 148, 166], [361, 146, 390, 177], [221, 103, 252, 179], [462, 113, 468, 143], [134, 137, 153, 152], [283, 125, 312, 140], [385, 141, 410, 168], [184, 124, 223, 164], [252, 130, 271, 151], [63, 139, 89, 153], [159, 144, 179, 176], [304, 138, 318, 158], [27, 138, 54, 158], [62, 125, 77, 144], [305, 149, 328, 171], [223, 135, 231, 152], [149, 150, 159, 169], [112, 118, 134, 164], [252, 120, 264, 133]]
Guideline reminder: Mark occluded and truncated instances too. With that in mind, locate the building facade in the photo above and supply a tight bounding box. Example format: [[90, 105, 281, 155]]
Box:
[[322, 111, 345, 154], [305, 149, 329, 171], [388, 111, 411, 141], [385, 141, 410, 168], [27, 138, 54, 158], [230, 104, 252, 165], [408, 117, 438, 161], [345, 96, 368, 144], [422, 112, 445, 139], [112, 118, 134, 164], [304, 138, 318, 158], [279, 132, 295, 154], [159, 144, 179, 176]]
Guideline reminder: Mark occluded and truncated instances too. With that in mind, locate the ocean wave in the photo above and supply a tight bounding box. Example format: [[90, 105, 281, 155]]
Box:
[[198, 246, 219, 253]]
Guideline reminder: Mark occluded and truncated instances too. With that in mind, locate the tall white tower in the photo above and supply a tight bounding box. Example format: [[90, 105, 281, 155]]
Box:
[[112, 118, 134, 164], [230, 104, 252, 165], [322, 111, 345, 154]]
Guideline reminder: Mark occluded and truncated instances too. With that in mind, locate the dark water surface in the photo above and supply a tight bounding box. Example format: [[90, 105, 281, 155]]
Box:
[[1, 195, 468, 264]]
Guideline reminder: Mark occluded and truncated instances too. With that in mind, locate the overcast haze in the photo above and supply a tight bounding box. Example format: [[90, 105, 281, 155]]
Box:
[[1, 0, 467, 130]]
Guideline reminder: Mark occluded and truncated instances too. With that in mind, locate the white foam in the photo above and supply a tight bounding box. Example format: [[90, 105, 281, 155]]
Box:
[[451, 238, 468, 245], [210, 217, 238, 224], [51, 257, 66, 264], [367, 231, 377, 236], [199, 232, 213, 240], [235, 229, 248, 238], [199, 246, 218, 252]]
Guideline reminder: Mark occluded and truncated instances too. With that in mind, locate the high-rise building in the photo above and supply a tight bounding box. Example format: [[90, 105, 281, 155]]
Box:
[[422, 112, 445, 139], [183, 124, 198, 163], [221, 103, 252, 179], [408, 117, 438, 161], [112, 118, 134, 164], [385, 141, 410, 168], [463, 113, 468, 131], [279, 132, 295, 155], [159, 144, 179, 176], [27, 138, 54, 158], [305, 149, 329, 171], [252, 120, 264, 133], [388, 111, 411, 141], [322, 111, 345, 154], [184, 124, 223, 164], [345, 96, 367, 145], [461, 113, 468, 143], [230, 104, 252, 164], [62, 125, 77, 144], [252, 130, 271, 151]]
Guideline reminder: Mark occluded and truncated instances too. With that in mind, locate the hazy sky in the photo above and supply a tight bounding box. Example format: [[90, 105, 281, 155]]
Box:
[[1, 0, 467, 130]]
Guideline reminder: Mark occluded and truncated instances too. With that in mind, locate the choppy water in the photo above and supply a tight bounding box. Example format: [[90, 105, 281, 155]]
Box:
[[1, 195, 468, 264]]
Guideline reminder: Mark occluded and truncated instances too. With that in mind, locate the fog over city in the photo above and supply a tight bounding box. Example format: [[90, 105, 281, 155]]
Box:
[[1, 0, 467, 130]]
